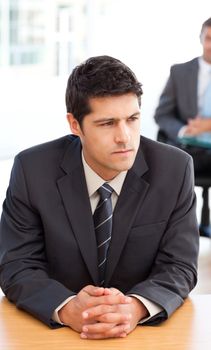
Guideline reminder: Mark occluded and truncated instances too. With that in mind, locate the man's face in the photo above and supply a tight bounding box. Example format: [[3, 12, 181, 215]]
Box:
[[68, 93, 141, 180], [201, 26, 211, 63]]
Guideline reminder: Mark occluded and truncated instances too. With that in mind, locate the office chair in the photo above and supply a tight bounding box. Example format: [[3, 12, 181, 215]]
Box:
[[157, 130, 211, 237]]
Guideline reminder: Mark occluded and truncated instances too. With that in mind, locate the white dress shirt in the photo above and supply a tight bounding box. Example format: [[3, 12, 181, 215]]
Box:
[[198, 57, 211, 115], [52, 152, 162, 324]]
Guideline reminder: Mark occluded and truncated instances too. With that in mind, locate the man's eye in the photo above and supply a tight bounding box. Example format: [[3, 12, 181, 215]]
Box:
[[128, 116, 138, 122], [100, 121, 114, 126]]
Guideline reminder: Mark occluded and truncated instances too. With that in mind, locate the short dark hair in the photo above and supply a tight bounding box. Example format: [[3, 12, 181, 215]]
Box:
[[200, 17, 211, 35], [65, 55, 143, 125]]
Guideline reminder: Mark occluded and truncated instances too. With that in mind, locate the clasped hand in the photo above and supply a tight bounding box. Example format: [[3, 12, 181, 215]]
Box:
[[184, 115, 211, 136], [58, 285, 148, 339]]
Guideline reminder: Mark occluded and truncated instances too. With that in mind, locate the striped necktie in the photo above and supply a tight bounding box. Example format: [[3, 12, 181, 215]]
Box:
[[93, 183, 113, 286]]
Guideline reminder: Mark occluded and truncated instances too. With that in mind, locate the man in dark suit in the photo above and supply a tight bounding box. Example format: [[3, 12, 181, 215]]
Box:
[[0, 55, 199, 340], [154, 17, 211, 175]]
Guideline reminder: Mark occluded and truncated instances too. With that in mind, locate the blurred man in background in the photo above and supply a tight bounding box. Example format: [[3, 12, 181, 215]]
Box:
[[155, 18, 211, 237], [154, 17, 211, 236]]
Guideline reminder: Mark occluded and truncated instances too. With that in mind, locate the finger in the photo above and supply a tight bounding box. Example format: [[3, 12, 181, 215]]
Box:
[[184, 126, 192, 134], [103, 288, 113, 295], [103, 287, 122, 295], [80, 332, 127, 339], [95, 294, 132, 306], [103, 287, 123, 296], [80, 323, 130, 339], [83, 303, 132, 323], [82, 321, 116, 334], [82, 304, 115, 320], [97, 312, 132, 324], [82, 294, 131, 315], [82, 293, 131, 313], [185, 127, 197, 135], [108, 287, 124, 296], [82, 285, 105, 297]]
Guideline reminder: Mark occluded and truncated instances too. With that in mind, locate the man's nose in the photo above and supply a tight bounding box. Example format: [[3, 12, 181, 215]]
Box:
[[114, 123, 130, 143]]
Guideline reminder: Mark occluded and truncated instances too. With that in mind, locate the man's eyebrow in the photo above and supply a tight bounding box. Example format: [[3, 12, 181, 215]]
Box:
[[93, 111, 140, 124]]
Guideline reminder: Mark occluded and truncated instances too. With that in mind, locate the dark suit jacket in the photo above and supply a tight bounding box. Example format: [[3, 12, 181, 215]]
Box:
[[154, 58, 199, 144], [0, 135, 199, 327]]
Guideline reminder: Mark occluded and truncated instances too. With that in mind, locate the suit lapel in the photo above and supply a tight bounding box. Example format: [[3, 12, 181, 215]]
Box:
[[105, 141, 149, 285], [57, 136, 150, 287], [57, 137, 99, 285], [186, 58, 198, 115]]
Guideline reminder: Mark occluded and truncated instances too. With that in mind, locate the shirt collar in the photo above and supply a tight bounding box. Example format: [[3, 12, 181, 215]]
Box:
[[198, 56, 211, 73], [82, 152, 127, 197]]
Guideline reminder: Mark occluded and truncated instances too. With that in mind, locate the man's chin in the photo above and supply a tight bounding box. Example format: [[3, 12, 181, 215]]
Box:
[[111, 159, 135, 172]]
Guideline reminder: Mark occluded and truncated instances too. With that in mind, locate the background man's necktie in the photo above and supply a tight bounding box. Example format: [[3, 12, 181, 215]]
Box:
[[202, 70, 211, 117], [93, 183, 113, 286]]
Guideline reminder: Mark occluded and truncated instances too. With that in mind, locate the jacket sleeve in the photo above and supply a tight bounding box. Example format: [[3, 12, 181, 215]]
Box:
[[154, 66, 186, 143], [127, 156, 199, 325], [0, 156, 73, 328]]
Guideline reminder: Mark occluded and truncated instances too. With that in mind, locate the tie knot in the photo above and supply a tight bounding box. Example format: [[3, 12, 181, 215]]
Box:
[[98, 183, 113, 200]]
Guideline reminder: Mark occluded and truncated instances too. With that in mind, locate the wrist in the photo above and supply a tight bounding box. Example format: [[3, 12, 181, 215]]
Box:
[[130, 297, 149, 322], [58, 299, 75, 326], [178, 125, 188, 137]]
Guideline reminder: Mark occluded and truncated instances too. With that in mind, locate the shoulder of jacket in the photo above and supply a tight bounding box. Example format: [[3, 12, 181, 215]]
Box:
[[16, 135, 77, 160], [171, 57, 198, 72]]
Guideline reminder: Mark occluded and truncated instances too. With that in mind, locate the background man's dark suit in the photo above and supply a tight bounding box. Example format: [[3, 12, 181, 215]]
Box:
[[0, 135, 199, 327], [154, 57, 211, 176], [154, 57, 199, 145]]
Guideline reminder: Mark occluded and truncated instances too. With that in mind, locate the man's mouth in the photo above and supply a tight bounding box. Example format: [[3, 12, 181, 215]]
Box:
[[112, 149, 133, 154]]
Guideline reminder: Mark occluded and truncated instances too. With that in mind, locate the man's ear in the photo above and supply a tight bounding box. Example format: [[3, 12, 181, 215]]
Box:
[[66, 113, 81, 136]]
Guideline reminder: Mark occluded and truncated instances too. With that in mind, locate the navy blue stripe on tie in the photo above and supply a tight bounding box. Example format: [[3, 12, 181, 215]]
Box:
[[93, 183, 113, 286]]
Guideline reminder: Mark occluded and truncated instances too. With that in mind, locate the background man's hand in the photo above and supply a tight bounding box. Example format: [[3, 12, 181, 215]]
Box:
[[59, 285, 148, 339], [184, 116, 211, 136]]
